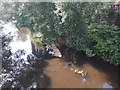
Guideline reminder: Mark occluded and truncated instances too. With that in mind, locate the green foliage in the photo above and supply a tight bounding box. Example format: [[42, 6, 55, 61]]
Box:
[[12, 2, 57, 43], [0, 2, 14, 21], [88, 24, 120, 65], [56, 2, 120, 65], [57, 3, 90, 51], [62, 2, 114, 25], [9, 2, 120, 65]]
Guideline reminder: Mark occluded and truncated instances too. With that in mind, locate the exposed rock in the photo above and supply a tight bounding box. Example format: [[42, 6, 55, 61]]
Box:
[[31, 42, 62, 58]]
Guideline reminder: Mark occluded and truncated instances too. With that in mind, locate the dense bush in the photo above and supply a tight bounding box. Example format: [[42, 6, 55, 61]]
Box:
[[88, 24, 120, 65], [11, 2, 57, 43], [55, 3, 90, 51], [4, 2, 119, 65]]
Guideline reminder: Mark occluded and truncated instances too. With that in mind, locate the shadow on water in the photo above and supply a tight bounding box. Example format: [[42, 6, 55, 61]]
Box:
[[57, 45, 118, 88], [88, 56, 118, 88], [76, 50, 118, 88]]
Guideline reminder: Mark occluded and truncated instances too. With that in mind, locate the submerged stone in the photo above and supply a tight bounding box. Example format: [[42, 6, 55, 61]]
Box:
[[103, 82, 113, 88]]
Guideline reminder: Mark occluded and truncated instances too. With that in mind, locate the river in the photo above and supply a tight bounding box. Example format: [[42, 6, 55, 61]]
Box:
[[0, 21, 118, 89]]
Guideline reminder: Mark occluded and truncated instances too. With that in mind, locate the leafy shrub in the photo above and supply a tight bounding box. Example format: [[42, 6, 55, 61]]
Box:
[[88, 24, 120, 65], [10, 2, 120, 65]]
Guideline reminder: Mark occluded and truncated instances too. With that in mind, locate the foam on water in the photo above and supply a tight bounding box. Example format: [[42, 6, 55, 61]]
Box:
[[9, 35, 32, 54], [0, 21, 18, 36], [1, 21, 32, 64]]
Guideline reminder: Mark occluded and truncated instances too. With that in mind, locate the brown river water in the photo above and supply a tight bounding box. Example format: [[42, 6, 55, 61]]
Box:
[[0, 22, 119, 89], [44, 57, 118, 88]]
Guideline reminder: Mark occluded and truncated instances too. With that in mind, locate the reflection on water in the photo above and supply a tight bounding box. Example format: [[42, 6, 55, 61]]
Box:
[[103, 82, 113, 88]]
